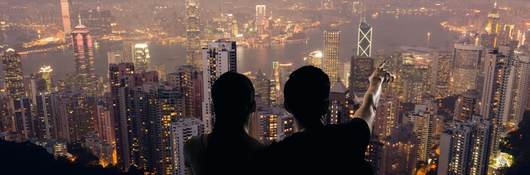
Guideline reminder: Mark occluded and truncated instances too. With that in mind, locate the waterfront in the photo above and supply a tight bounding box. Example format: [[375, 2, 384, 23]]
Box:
[[17, 13, 457, 79]]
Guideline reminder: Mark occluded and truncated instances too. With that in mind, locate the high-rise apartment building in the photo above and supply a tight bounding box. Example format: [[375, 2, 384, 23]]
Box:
[[202, 39, 237, 133], [171, 118, 203, 175]]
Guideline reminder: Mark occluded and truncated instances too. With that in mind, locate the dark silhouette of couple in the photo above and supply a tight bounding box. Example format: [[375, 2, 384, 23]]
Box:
[[185, 63, 394, 175]]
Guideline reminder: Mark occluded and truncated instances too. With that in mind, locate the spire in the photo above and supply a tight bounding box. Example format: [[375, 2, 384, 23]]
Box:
[[360, 0, 367, 22], [77, 14, 82, 26]]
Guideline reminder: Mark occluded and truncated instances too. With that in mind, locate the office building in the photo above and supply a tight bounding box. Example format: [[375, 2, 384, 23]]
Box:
[[323, 30, 340, 84], [72, 18, 97, 94], [132, 43, 150, 72], [2, 48, 25, 99], [451, 43, 483, 95]]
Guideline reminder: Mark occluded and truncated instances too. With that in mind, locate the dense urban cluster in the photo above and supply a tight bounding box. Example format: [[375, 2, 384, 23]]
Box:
[[0, 0, 530, 175]]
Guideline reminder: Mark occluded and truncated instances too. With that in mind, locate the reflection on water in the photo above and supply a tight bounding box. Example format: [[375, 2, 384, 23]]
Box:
[[17, 14, 457, 80]]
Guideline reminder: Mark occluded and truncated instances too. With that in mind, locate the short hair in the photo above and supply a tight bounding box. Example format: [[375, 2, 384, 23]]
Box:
[[284, 66, 330, 126], [212, 72, 255, 123]]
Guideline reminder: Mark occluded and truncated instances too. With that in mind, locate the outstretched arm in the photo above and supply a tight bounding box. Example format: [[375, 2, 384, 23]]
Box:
[[353, 61, 393, 133]]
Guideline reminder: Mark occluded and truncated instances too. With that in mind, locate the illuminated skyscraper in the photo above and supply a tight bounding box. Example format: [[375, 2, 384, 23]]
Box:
[[185, 0, 202, 68], [202, 39, 237, 133], [272, 61, 293, 105], [168, 65, 203, 120], [357, 18, 373, 57], [451, 43, 483, 95], [438, 117, 491, 175], [171, 118, 203, 175], [505, 53, 530, 130], [350, 55, 374, 96], [323, 30, 340, 84], [253, 71, 272, 108], [72, 18, 97, 94], [328, 81, 348, 125], [60, 0, 72, 40], [38, 65, 54, 92], [132, 43, 150, 72], [432, 53, 452, 99], [34, 93, 53, 140], [2, 48, 25, 99], [109, 63, 137, 171], [480, 48, 512, 160], [255, 5, 268, 36]]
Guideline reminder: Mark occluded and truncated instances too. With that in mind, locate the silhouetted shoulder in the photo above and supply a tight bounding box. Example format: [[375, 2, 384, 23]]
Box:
[[262, 118, 372, 174], [184, 135, 208, 175]]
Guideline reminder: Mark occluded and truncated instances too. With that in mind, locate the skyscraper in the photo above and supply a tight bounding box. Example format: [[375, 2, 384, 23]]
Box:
[[438, 117, 491, 175], [271, 61, 292, 105], [350, 55, 374, 96], [480, 48, 512, 160], [432, 53, 452, 99], [60, 0, 72, 40], [72, 17, 97, 94], [2, 48, 25, 99], [323, 30, 340, 84], [171, 118, 203, 175], [38, 65, 54, 92], [357, 18, 373, 57], [109, 63, 137, 171], [169, 65, 203, 120], [132, 43, 150, 72], [34, 92, 53, 140], [255, 5, 268, 36], [202, 39, 237, 133], [185, 0, 202, 68], [451, 43, 483, 95]]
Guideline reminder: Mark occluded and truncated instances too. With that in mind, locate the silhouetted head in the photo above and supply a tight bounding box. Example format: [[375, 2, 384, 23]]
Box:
[[212, 72, 256, 131], [284, 66, 330, 129]]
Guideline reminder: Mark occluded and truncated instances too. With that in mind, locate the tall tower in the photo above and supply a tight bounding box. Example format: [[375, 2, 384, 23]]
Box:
[[38, 65, 54, 92], [202, 39, 237, 133], [323, 30, 340, 84], [2, 48, 25, 99], [357, 19, 373, 57], [480, 48, 512, 161], [60, 0, 72, 40], [255, 5, 267, 36], [185, 0, 202, 68], [71, 17, 97, 94], [357, 0, 372, 58], [132, 43, 150, 72]]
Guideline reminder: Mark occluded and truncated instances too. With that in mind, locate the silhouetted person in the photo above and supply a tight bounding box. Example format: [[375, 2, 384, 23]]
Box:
[[184, 72, 264, 175], [260, 63, 393, 174]]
